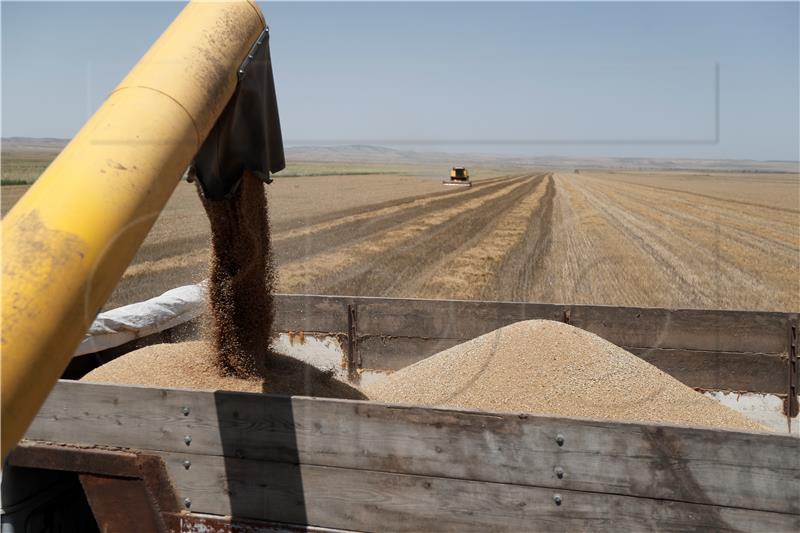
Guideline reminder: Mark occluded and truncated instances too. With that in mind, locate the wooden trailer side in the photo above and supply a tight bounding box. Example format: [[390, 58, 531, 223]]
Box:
[[270, 295, 799, 420], [67, 294, 798, 432], [14, 380, 800, 532]]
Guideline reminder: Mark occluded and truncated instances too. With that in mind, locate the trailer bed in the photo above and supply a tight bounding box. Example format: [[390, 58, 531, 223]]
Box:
[[4, 294, 800, 531]]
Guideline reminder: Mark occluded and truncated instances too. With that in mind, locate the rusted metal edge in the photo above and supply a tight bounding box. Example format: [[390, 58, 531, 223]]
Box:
[[346, 304, 360, 381], [786, 321, 798, 417], [9, 440, 141, 477], [163, 512, 365, 533], [8, 441, 180, 514], [80, 474, 167, 533]]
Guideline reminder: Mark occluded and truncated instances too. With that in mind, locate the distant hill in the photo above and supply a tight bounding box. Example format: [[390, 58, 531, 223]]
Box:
[[286, 144, 799, 173], [2, 137, 68, 152], [3, 138, 797, 173], [285, 144, 427, 163]]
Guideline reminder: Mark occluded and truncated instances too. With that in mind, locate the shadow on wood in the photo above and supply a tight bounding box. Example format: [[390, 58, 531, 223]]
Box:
[[214, 391, 308, 525]]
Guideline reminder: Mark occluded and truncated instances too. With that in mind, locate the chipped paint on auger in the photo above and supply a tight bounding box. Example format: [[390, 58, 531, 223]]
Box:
[[0, 0, 268, 460]]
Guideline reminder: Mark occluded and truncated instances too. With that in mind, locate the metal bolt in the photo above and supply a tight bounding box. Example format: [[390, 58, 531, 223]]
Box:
[[182, 406, 190, 416], [183, 497, 192, 508], [183, 460, 191, 470], [555, 434, 565, 446], [184, 435, 192, 446], [553, 494, 562, 506], [554, 466, 564, 479]]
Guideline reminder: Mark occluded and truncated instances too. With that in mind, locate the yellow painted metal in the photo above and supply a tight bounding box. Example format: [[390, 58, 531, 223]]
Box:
[[1, 0, 266, 460]]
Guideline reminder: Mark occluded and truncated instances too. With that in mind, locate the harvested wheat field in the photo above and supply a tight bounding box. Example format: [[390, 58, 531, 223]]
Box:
[[538, 171, 800, 311], [365, 320, 766, 432], [3, 165, 797, 312], [81, 340, 365, 399]]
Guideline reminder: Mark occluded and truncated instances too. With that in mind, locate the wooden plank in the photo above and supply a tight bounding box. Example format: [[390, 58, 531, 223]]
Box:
[[569, 306, 790, 355], [630, 348, 787, 393], [273, 294, 350, 334], [216, 295, 794, 358], [356, 338, 787, 393], [160, 452, 799, 533], [270, 296, 790, 390], [171, 295, 790, 395], [328, 296, 789, 354], [26, 381, 800, 515], [354, 297, 567, 339], [357, 336, 462, 371]]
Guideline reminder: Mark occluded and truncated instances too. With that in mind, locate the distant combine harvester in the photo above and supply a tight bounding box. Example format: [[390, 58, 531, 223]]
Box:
[[443, 166, 471, 187]]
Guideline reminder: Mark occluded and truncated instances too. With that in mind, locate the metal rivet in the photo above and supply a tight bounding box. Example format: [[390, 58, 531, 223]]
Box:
[[183, 460, 191, 470], [182, 406, 190, 416], [554, 466, 564, 479], [184, 435, 192, 445], [553, 494, 562, 506], [183, 497, 192, 508], [555, 434, 565, 446]]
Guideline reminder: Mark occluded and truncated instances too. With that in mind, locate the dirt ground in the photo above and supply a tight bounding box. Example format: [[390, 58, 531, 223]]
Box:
[[2, 167, 798, 312]]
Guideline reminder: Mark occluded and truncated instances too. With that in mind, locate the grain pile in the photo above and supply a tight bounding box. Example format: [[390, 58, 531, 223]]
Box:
[[365, 320, 765, 432], [82, 341, 365, 399], [83, 171, 363, 398]]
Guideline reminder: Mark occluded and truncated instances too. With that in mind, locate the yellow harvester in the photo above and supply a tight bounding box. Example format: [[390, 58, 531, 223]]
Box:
[[443, 166, 471, 187]]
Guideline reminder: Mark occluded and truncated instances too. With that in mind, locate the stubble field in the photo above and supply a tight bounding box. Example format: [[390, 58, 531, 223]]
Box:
[[2, 165, 797, 312]]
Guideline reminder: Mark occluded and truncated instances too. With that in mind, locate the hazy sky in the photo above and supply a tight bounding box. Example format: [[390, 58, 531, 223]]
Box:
[[2, 1, 798, 160]]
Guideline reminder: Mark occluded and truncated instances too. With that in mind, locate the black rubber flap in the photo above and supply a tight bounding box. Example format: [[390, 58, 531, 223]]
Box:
[[193, 29, 285, 200]]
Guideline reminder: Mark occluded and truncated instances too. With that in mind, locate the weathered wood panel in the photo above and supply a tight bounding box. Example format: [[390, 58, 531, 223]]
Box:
[[273, 295, 793, 355], [268, 296, 793, 395], [630, 348, 787, 393], [569, 306, 790, 355], [84, 295, 788, 396], [273, 295, 349, 334], [308, 296, 791, 354], [26, 381, 800, 515], [357, 336, 461, 371], [160, 452, 798, 533], [354, 298, 567, 339], [357, 338, 788, 393]]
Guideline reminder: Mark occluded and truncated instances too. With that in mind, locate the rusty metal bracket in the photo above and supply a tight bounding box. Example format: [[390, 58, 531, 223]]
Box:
[[346, 304, 360, 381], [786, 323, 798, 417], [163, 512, 365, 532], [9, 441, 179, 533]]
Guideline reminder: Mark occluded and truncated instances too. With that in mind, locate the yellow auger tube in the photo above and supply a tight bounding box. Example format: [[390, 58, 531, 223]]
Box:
[[1, 0, 266, 460]]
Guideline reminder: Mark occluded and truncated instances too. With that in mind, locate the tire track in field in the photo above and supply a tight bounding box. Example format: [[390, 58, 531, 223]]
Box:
[[486, 174, 556, 301], [272, 175, 530, 264], [550, 175, 676, 307], [116, 175, 528, 300], [591, 176, 799, 245], [365, 175, 546, 298], [278, 176, 540, 295], [600, 178, 800, 216], [589, 179, 800, 262], [566, 177, 713, 305], [415, 174, 551, 300], [127, 175, 523, 275], [582, 178, 799, 309], [272, 173, 523, 234], [578, 178, 772, 308]]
